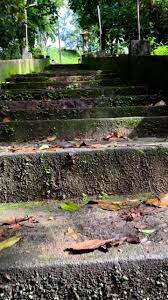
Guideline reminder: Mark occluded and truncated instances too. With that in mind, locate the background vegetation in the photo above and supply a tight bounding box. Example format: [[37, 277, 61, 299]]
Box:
[[0, 0, 167, 59]]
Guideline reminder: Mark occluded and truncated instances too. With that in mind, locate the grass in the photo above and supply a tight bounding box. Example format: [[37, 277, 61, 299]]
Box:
[[152, 45, 168, 55], [43, 47, 80, 64]]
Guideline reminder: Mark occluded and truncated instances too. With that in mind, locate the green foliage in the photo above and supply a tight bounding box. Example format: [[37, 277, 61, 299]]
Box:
[[0, 0, 63, 59], [152, 45, 168, 55], [69, 0, 168, 53], [60, 202, 81, 211]]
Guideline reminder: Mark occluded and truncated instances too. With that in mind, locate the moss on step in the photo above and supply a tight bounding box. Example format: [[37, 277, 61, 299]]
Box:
[[0, 86, 149, 101], [0, 116, 167, 142], [0, 147, 167, 202], [1, 106, 168, 122]]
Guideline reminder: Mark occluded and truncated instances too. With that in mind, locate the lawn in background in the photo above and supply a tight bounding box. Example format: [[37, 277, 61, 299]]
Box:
[[44, 47, 80, 64]]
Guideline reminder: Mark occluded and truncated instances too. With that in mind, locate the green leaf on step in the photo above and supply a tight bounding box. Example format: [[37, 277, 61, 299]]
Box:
[[60, 202, 81, 211], [0, 235, 22, 252], [39, 144, 49, 151], [139, 228, 156, 235]]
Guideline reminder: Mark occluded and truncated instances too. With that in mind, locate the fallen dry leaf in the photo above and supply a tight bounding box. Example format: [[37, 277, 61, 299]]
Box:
[[9, 147, 36, 153], [3, 116, 12, 123], [90, 144, 102, 149], [88, 200, 121, 211], [1, 219, 17, 226], [0, 227, 5, 237], [0, 235, 22, 252], [146, 193, 168, 208], [103, 131, 124, 141], [15, 216, 30, 223], [67, 227, 78, 241], [47, 146, 59, 152], [126, 234, 140, 244], [88, 198, 140, 212], [65, 239, 113, 253], [1, 216, 34, 226], [9, 224, 22, 231]]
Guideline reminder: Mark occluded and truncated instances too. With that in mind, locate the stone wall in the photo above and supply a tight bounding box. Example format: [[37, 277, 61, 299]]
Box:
[[82, 55, 168, 90], [0, 58, 50, 82]]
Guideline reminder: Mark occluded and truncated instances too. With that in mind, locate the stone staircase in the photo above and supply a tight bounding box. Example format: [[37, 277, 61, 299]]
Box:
[[0, 63, 168, 300]]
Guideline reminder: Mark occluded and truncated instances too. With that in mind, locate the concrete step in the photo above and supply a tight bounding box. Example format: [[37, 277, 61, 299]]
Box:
[[1, 106, 168, 121], [0, 197, 168, 299], [0, 86, 150, 101], [0, 95, 164, 109], [0, 138, 167, 201], [0, 116, 167, 142], [11, 73, 119, 83], [46, 63, 87, 70], [11, 70, 116, 78], [1, 79, 124, 90]]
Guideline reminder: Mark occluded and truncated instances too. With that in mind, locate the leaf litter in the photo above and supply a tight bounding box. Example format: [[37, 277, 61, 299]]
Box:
[[63, 192, 168, 254], [0, 215, 38, 252]]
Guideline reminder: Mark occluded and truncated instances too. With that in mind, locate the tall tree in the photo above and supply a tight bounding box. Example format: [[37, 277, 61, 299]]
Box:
[[68, 0, 168, 52], [0, 0, 63, 58]]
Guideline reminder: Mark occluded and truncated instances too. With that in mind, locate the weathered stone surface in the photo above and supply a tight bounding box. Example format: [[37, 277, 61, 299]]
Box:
[[0, 86, 150, 101], [0, 116, 167, 141], [0, 202, 168, 300], [0, 106, 168, 121], [129, 40, 150, 56], [0, 145, 167, 202]]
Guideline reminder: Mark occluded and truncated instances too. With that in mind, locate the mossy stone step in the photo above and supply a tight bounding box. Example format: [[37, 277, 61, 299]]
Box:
[[46, 63, 87, 70], [0, 95, 164, 107], [2, 79, 124, 90], [1, 106, 168, 121], [0, 116, 168, 142], [0, 86, 150, 101], [11, 73, 118, 83], [0, 198, 168, 299], [0, 144, 167, 201], [1, 195, 168, 299], [11, 70, 116, 78]]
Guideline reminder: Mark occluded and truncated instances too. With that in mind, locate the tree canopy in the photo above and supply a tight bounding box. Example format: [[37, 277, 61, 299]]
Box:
[[69, 0, 168, 53], [0, 0, 63, 58]]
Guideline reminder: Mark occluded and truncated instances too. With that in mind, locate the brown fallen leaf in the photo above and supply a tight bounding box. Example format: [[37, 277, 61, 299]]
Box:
[[9, 224, 22, 231], [9, 147, 36, 153], [3, 116, 12, 123], [88, 198, 140, 212], [28, 216, 38, 224], [47, 146, 59, 152], [47, 135, 57, 142], [90, 144, 102, 149], [1, 216, 33, 226], [103, 131, 124, 141], [1, 219, 17, 226], [0, 227, 5, 237], [15, 216, 30, 223], [67, 227, 78, 241], [88, 200, 121, 211], [146, 193, 168, 208], [126, 234, 140, 244], [65, 239, 113, 253]]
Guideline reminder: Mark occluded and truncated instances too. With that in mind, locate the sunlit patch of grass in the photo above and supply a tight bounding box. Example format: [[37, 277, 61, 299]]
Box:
[[43, 47, 80, 64]]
